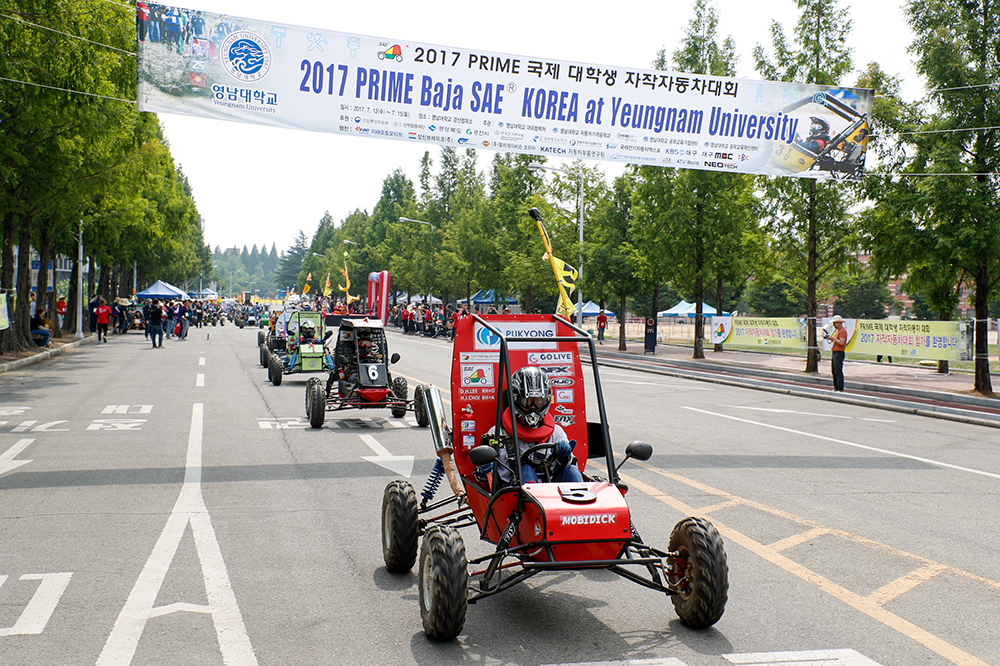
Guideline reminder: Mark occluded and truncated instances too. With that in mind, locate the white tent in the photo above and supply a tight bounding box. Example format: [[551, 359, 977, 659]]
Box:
[[657, 301, 728, 317]]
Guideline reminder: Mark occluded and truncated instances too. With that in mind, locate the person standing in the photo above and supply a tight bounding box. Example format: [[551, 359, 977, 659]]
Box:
[[825, 315, 848, 392], [178, 299, 191, 340], [95, 298, 112, 343], [596, 311, 608, 344], [147, 299, 164, 348], [56, 295, 66, 328]]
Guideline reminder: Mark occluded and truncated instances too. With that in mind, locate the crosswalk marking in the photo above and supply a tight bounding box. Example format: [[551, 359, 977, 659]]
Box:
[[724, 649, 883, 665]]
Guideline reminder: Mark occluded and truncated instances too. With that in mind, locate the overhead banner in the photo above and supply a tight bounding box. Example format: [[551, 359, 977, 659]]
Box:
[[711, 317, 806, 349], [825, 318, 973, 362], [137, 5, 872, 180]]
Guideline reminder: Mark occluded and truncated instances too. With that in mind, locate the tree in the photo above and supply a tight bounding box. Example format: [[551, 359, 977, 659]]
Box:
[[831, 267, 896, 318], [900, 0, 1000, 392], [275, 231, 309, 292], [753, 0, 857, 372]]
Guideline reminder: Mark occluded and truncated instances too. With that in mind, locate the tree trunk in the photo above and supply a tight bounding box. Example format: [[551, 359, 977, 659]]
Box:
[[525, 283, 532, 314], [651, 284, 659, 319], [465, 281, 471, 311], [805, 180, 820, 373], [63, 258, 80, 335], [618, 293, 627, 351], [693, 273, 705, 359], [973, 265, 993, 393], [714, 274, 725, 352], [13, 221, 33, 346]]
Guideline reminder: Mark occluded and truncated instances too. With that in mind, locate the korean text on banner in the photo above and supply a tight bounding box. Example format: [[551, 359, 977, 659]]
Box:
[[137, 5, 873, 181], [836, 319, 972, 362], [0, 294, 9, 331], [711, 316, 806, 349]]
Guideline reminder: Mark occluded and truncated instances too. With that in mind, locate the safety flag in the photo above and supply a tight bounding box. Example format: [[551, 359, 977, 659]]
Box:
[[306, 272, 312, 281], [302, 282, 311, 294], [533, 216, 576, 318], [543, 252, 578, 294], [323, 273, 332, 298], [338, 260, 360, 304]]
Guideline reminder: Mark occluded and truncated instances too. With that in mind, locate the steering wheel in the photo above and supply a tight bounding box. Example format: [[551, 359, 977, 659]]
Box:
[[519, 443, 557, 483]]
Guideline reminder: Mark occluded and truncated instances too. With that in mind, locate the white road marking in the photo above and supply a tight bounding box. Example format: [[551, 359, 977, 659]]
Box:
[[97, 403, 257, 666], [103, 405, 154, 415], [196, 374, 205, 387], [727, 405, 855, 419], [724, 648, 884, 665], [860, 417, 896, 423], [0, 572, 73, 636], [12, 421, 37, 432], [604, 378, 714, 390], [30, 421, 69, 432], [543, 658, 690, 666], [359, 434, 413, 477], [199, 357, 205, 366], [389, 419, 407, 428], [685, 406, 1000, 480], [0, 439, 33, 475]]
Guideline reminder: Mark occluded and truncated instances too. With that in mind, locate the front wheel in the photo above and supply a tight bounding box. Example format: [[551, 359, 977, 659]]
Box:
[[260, 344, 268, 368], [391, 376, 408, 418], [382, 480, 419, 572], [258, 330, 265, 346], [413, 385, 430, 428], [306, 378, 325, 428], [269, 353, 283, 386], [418, 525, 467, 641], [668, 516, 728, 629]]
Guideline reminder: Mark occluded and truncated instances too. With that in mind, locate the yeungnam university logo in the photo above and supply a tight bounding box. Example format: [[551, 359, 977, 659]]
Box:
[[221, 31, 272, 82]]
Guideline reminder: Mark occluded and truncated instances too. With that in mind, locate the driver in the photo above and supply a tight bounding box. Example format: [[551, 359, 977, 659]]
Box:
[[803, 116, 831, 153], [299, 320, 319, 344], [485, 366, 583, 484]]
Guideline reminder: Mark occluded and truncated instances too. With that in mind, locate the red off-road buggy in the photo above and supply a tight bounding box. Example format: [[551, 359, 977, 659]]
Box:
[[380, 314, 728, 640]]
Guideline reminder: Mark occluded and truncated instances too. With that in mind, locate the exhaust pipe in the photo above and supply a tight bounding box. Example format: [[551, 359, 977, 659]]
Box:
[[422, 385, 466, 502]]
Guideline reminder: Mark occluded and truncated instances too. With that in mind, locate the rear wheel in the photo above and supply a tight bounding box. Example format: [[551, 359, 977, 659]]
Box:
[[269, 353, 283, 386], [390, 377, 408, 418], [418, 525, 467, 641], [668, 516, 728, 629], [306, 378, 325, 428], [382, 480, 419, 572], [260, 344, 268, 368], [414, 385, 430, 428]]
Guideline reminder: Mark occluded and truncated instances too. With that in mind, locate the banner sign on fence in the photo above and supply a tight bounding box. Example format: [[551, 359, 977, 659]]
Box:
[[830, 318, 972, 362], [0, 294, 9, 331], [137, 4, 873, 180], [711, 317, 806, 349]]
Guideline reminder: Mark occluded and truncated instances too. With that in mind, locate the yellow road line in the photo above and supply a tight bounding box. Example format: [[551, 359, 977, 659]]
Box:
[[768, 527, 831, 552], [866, 563, 949, 606]]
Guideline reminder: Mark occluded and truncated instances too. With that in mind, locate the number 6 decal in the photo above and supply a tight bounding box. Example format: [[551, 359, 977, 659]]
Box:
[[368, 365, 380, 381]]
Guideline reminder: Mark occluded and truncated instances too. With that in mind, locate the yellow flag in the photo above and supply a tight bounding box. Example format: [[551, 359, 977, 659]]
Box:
[[548, 255, 577, 294], [323, 274, 332, 298], [339, 261, 360, 304], [302, 282, 311, 294]]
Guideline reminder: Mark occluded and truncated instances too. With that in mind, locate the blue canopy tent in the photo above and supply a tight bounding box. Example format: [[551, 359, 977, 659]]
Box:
[[657, 300, 729, 317], [580, 300, 614, 316], [192, 288, 219, 299], [135, 280, 189, 299], [458, 289, 517, 306]]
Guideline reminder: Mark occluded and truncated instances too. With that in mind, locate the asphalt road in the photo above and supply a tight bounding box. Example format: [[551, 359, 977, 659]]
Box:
[[1, 324, 997, 666]]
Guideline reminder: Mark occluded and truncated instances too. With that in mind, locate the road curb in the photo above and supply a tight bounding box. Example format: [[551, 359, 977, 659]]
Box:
[[0, 335, 97, 374], [593, 356, 1000, 430]]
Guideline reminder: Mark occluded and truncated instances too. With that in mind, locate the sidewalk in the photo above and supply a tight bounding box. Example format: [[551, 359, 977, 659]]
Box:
[[593, 341, 1000, 428], [0, 334, 97, 373]]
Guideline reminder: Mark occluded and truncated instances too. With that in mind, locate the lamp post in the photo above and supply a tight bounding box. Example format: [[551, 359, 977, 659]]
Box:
[[74, 219, 84, 340], [528, 163, 585, 325]]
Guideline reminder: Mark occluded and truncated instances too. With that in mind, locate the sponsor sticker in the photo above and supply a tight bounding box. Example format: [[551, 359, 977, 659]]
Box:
[[473, 322, 557, 350], [555, 389, 574, 402], [461, 364, 494, 387], [528, 351, 573, 364], [461, 419, 477, 432], [551, 377, 574, 387], [554, 414, 575, 426], [554, 404, 573, 415], [459, 352, 499, 363], [537, 365, 573, 376], [463, 434, 476, 449], [561, 513, 617, 526]]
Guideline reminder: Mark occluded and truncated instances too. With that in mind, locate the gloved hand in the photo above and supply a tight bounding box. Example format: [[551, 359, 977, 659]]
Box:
[[553, 439, 576, 459]]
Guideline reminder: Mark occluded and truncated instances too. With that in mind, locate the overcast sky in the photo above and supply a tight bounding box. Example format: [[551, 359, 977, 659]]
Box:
[[154, 0, 921, 255]]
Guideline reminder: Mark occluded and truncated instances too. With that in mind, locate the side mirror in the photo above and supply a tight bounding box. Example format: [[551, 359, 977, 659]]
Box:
[[625, 441, 653, 461], [469, 445, 498, 467], [390, 352, 400, 365], [324, 330, 333, 340]]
